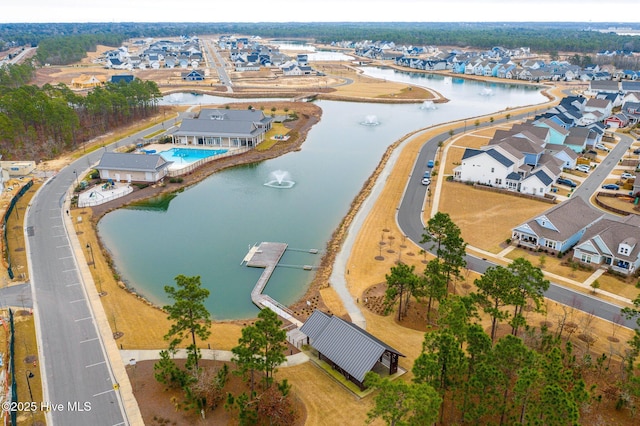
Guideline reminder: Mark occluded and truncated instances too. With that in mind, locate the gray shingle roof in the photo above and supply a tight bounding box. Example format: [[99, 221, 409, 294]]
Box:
[[300, 310, 404, 383], [576, 217, 640, 261], [175, 118, 261, 138], [517, 197, 603, 242], [95, 152, 171, 172]]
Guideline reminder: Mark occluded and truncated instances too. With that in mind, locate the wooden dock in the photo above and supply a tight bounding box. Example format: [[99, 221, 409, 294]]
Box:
[[244, 242, 304, 327]]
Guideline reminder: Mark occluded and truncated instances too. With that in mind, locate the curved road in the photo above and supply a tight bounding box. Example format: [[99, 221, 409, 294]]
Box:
[[396, 113, 638, 330]]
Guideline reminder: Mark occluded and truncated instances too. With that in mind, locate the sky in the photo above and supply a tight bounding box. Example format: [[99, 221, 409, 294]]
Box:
[[2, 0, 640, 24]]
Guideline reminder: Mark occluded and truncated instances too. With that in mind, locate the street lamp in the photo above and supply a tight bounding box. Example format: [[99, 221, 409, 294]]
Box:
[[25, 370, 34, 401], [86, 243, 95, 269], [73, 169, 79, 187]]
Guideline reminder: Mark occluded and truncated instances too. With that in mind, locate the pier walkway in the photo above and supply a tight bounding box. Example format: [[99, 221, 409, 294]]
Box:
[[243, 242, 304, 327]]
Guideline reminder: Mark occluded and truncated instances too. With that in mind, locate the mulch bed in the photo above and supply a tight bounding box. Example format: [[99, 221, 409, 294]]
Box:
[[128, 359, 305, 426]]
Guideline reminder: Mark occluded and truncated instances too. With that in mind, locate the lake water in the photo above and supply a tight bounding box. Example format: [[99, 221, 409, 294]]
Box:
[[98, 69, 546, 319]]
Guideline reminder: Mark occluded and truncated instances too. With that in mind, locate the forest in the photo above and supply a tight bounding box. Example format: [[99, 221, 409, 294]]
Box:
[[0, 63, 161, 161], [2, 21, 640, 62]]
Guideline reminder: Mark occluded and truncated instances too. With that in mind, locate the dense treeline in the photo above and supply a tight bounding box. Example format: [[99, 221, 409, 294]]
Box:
[[0, 65, 160, 160], [2, 22, 640, 58], [35, 33, 126, 65], [0, 62, 35, 88]]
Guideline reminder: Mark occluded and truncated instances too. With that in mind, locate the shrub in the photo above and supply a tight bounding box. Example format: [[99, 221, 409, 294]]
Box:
[[169, 177, 183, 184]]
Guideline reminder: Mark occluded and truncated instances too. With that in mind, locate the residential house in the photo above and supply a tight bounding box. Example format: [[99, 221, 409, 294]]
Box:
[[573, 215, 640, 275], [544, 145, 578, 170], [588, 80, 619, 95], [71, 74, 105, 89], [535, 118, 570, 146], [604, 113, 631, 129], [109, 74, 135, 84], [95, 152, 172, 183], [181, 69, 205, 81], [622, 81, 640, 94], [511, 197, 603, 254]]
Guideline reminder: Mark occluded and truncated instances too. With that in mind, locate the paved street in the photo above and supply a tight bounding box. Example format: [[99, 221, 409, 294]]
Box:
[[396, 116, 639, 330], [22, 119, 178, 425]]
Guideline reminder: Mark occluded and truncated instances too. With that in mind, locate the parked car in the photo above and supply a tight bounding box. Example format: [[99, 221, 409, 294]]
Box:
[[602, 183, 620, 190], [423, 171, 431, 179], [576, 165, 591, 173], [595, 143, 610, 152], [621, 172, 635, 179], [556, 178, 577, 188], [421, 177, 431, 186], [633, 148, 640, 154], [427, 160, 435, 168]]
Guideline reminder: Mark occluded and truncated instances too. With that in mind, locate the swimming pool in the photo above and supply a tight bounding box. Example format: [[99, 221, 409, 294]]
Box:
[[159, 147, 228, 164]]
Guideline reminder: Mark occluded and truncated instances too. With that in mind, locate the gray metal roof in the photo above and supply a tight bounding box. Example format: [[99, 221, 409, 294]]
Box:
[[174, 118, 261, 138], [300, 310, 404, 383], [95, 152, 171, 172]]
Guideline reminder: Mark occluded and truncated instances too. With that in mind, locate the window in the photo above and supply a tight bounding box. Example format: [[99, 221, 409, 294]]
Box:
[[491, 167, 495, 173], [545, 240, 555, 249], [495, 178, 502, 185], [581, 254, 591, 263]]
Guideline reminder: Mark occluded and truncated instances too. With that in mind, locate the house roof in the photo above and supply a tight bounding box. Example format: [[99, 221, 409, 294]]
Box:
[[175, 118, 262, 138], [576, 217, 640, 261], [198, 108, 273, 126], [300, 310, 404, 383], [514, 197, 603, 242], [95, 152, 172, 172], [527, 169, 554, 186]]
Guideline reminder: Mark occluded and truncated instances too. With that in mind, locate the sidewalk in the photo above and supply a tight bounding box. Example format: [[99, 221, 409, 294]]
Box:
[[120, 349, 309, 367], [467, 243, 633, 306]]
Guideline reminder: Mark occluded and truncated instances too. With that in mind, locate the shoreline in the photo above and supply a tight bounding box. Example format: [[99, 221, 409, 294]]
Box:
[[79, 69, 558, 329]]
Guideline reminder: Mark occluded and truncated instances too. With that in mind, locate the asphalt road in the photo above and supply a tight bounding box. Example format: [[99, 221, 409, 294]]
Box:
[[27, 163, 126, 425], [0, 282, 32, 309], [396, 117, 639, 331], [24, 118, 181, 425]]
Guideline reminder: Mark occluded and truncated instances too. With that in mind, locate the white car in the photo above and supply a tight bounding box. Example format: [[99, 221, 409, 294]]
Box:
[[595, 143, 610, 152], [621, 172, 635, 179], [576, 165, 591, 173], [421, 177, 431, 186]]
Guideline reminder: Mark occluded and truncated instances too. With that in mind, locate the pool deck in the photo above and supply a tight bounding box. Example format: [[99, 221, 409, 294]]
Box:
[[243, 242, 303, 327]]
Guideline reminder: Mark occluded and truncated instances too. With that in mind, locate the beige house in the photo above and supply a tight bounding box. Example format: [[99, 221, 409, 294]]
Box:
[[95, 152, 172, 183], [70, 74, 106, 89]]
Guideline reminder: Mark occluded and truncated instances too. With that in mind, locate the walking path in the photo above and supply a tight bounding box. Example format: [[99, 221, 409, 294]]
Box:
[[120, 349, 309, 367]]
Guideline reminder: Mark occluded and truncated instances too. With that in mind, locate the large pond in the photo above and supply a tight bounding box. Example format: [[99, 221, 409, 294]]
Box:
[[98, 69, 546, 319]]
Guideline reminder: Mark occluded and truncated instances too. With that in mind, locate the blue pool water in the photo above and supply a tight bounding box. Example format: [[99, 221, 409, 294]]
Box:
[[159, 147, 228, 164]]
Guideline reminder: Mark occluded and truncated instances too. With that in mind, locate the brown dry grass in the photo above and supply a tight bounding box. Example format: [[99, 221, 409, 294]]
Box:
[[437, 182, 552, 253], [12, 53, 640, 424], [72, 207, 244, 351]]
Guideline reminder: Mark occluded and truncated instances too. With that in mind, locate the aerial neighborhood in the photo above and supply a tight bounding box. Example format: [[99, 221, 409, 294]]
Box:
[[5, 20, 640, 425]]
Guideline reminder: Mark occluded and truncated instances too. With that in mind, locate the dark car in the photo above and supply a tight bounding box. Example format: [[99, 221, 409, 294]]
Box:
[[634, 148, 640, 154], [556, 178, 576, 188], [602, 183, 620, 190]]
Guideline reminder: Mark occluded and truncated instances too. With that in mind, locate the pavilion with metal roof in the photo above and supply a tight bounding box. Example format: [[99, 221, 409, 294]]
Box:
[[300, 310, 404, 390]]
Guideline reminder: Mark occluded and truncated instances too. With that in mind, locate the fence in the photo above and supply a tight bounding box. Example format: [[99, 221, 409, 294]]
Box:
[[77, 186, 133, 208], [167, 147, 250, 178], [2, 180, 34, 279]]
